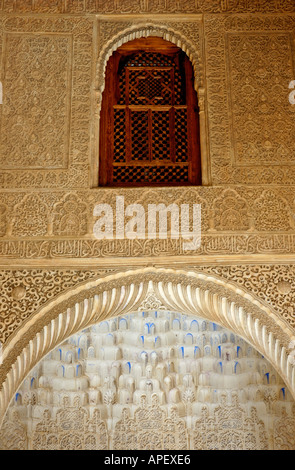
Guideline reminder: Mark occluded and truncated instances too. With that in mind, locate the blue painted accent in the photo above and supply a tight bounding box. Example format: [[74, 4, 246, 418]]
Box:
[[140, 351, 147, 360], [173, 319, 180, 327], [237, 346, 241, 357], [144, 322, 155, 334], [217, 345, 222, 358], [185, 333, 193, 340], [218, 361, 223, 373], [281, 387, 286, 399], [234, 362, 239, 374], [265, 372, 270, 384], [78, 348, 81, 359], [119, 318, 128, 328], [15, 393, 20, 402], [140, 335, 144, 345], [30, 377, 35, 388], [194, 346, 200, 357], [180, 346, 184, 358], [127, 362, 131, 373]]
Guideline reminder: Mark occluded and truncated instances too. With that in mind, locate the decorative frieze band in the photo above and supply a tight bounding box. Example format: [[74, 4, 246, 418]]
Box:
[[0, 187, 294, 259], [0, 0, 294, 14]]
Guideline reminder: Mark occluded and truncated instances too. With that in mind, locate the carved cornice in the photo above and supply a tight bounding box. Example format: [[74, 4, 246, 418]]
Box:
[[0, 0, 294, 15]]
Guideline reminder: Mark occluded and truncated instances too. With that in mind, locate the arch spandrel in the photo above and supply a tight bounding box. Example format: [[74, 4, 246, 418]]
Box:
[[95, 23, 204, 97], [0, 267, 295, 426]]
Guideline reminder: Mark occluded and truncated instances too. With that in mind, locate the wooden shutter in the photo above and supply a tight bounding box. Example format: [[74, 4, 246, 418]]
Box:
[[99, 37, 201, 187]]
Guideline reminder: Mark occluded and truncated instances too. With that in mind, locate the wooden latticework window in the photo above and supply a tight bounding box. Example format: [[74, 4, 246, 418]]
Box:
[[99, 37, 201, 186]]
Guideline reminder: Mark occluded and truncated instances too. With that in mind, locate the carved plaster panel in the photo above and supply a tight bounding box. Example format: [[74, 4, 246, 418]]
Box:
[[205, 13, 295, 185], [0, 268, 109, 343], [197, 264, 295, 328], [0, 32, 72, 169], [226, 32, 295, 167], [0, 187, 294, 259], [0, 15, 93, 189]]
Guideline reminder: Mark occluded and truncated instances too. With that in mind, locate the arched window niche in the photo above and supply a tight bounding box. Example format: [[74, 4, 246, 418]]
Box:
[[92, 30, 210, 188]]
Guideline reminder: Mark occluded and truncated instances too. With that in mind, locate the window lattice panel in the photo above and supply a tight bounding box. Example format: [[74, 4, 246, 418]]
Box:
[[113, 164, 189, 184], [99, 41, 201, 187], [113, 51, 190, 184]]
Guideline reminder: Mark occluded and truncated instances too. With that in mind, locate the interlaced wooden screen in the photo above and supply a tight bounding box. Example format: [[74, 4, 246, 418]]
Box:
[[99, 37, 201, 186]]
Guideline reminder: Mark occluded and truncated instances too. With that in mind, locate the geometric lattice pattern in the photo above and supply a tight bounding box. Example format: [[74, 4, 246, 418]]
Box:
[[114, 109, 126, 163], [131, 111, 149, 161], [113, 50, 191, 185], [175, 108, 188, 162], [113, 164, 189, 184], [152, 111, 170, 160]]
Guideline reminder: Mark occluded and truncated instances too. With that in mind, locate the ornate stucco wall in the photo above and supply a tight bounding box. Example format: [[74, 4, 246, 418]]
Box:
[[0, 0, 295, 446]]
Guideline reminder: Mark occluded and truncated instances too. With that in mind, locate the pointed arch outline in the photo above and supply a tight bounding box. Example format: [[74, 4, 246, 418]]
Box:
[[91, 21, 211, 186], [1, 266, 295, 425]]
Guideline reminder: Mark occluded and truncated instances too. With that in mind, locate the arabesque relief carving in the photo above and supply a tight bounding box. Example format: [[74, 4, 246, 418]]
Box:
[[0, 186, 294, 259], [0, 264, 295, 349], [0, 15, 93, 189], [205, 13, 295, 185], [226, 32, 295, 167], [197, 265, 295, 328], [0, 33, 72, 169], [193, 395, 268, 450]]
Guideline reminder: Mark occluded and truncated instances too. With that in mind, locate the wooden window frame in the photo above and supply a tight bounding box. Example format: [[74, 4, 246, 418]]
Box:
[[99, 37, 202, 187]]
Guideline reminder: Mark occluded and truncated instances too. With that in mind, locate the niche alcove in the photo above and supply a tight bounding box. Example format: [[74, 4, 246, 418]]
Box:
[[1, 310, 294, 450]]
